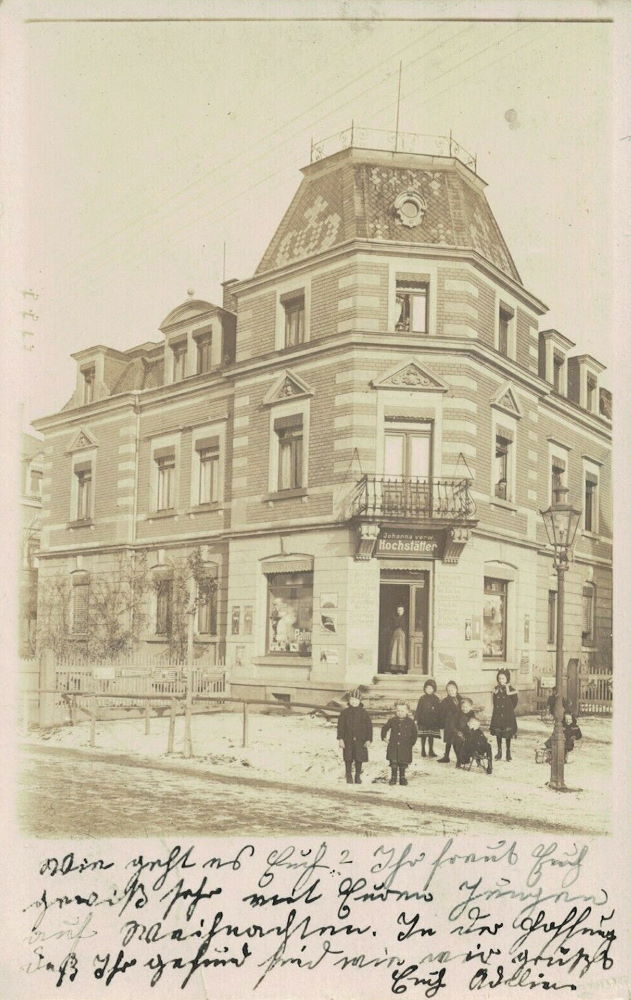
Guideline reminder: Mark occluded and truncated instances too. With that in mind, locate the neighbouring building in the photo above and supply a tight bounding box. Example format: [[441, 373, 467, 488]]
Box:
[[20, 431, 44, 655], [33, 129, 612, 711]]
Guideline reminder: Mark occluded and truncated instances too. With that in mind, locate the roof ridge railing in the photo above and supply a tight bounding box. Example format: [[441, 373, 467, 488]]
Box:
[[310, 126, 477, 173]]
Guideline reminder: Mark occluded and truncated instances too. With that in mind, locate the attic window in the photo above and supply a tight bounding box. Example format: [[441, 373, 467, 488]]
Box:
[[171, 341, 187, 381], [586, 374, 597, 413], [195, 332, 212, 374], [82, 366, 95, 405], [282, 293, 305, 348], [552, 353, 564, 393]]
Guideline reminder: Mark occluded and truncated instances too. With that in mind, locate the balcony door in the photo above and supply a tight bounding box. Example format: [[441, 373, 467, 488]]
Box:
[[383, 423, 432, 517]]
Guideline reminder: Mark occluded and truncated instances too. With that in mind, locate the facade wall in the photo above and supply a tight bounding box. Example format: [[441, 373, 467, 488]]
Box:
[[33, 149, 612, 707]]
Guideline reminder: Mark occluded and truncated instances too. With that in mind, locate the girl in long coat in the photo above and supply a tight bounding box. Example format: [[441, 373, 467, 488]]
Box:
[[414, 678, 442, 757], [337, 693, 373, 784], [438, 680, 466, 763], [381, 702, 418, 785], [490, 669, 518, 761]]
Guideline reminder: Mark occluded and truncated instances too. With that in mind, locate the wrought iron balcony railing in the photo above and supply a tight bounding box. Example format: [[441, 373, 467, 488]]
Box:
[[350, 474, 476, 522], [310, 126, 477, 173]]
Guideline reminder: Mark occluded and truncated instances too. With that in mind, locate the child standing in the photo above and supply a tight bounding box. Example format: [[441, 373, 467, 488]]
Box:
[[490, 669, 518, 761], [414, 679, 441, 758], [337, 691, 373, 784], [381, 702, 418, 785], [438, 680, 465, 764]]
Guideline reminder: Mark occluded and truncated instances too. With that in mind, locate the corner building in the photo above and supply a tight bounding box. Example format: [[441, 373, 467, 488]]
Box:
[[34, 134, 612, 711]]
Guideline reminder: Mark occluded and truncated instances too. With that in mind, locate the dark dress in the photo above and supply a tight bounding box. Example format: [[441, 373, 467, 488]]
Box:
[[415, 693, 442, 739], [490, 685, 519, 738], [460, 726, 492, 765], [381, 716, 418, 765], [440, 694, 466, 744], [337, 704, 373, 763], [545, 717, 582, 754]]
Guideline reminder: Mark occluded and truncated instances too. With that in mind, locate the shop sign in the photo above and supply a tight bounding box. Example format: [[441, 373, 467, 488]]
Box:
[[376, 528, 443, 559]]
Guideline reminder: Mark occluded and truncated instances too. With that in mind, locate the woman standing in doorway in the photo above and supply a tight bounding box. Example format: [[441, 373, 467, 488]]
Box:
[[389, 605, 407, 674], [490, 669, 518, 761]]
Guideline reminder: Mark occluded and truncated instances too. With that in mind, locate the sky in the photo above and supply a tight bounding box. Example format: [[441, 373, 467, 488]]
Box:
[[4, 7, 623, 427]]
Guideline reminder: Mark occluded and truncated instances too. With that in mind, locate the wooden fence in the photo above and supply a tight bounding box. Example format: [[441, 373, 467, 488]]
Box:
[[535, 667, 612, 718]]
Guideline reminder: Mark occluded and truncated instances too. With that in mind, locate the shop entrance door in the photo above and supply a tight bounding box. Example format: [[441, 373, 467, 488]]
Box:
[[378, 574, 430, 674]]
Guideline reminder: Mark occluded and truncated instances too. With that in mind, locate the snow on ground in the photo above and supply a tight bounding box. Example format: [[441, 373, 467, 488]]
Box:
[[30, 710, 612, 834]]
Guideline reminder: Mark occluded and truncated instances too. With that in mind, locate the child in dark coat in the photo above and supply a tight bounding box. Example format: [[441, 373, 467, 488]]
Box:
[[381, 702, 418, 786], [456, 706, 493, 774], [337, 692, 373, 784], [545, 713, 582, 762], [438, 680, 466, 763], [490, 669, 518, 761], [415, 679, 442, 758]]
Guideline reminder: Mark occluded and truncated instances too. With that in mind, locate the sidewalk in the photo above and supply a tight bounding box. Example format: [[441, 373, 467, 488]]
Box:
[[26, 710, 613, 835]]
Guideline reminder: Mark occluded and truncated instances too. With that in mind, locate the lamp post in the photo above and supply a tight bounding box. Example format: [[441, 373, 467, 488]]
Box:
[[540, 487, 582, 791]]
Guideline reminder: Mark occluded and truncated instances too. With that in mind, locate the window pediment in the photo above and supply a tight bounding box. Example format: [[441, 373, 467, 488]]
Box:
[[371, 358, 448, 392], [67, 427, 98, 453], [490, 382, 523, 419], [263, 370, 314, 406]]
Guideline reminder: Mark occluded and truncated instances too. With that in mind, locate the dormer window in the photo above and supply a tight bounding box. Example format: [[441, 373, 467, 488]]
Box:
[[195, 332, 212, 374], [552, 352, 564, 393], [171, 341, 187, 381], [82, 366, 95, 405], [586, 375, 597, 413]]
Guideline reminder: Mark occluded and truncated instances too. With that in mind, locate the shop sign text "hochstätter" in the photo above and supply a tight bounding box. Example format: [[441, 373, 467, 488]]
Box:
[[376, 528, 443, 558]]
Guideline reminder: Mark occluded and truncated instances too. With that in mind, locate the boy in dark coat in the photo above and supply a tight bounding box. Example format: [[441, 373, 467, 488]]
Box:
[[438, 680, 465, 763], [545, 712, 582, 761], [490, 669, 518, 761], [381, 702, 417, 785], [337, 691, 373, 784], [415, 678, 441, 758]]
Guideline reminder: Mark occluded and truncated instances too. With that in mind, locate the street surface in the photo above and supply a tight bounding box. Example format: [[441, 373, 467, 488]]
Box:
[[19, 746, 476, 838]]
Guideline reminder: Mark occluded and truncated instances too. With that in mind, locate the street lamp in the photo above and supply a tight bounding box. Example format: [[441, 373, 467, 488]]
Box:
[[540, 487, 582, 791]]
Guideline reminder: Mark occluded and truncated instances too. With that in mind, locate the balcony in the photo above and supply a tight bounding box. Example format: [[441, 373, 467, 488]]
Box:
[[350, 474, 476, 523]]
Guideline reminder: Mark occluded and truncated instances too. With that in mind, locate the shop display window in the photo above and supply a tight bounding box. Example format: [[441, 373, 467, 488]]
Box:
[[267, 572, 313, 656], [483, 577, 507, 659]]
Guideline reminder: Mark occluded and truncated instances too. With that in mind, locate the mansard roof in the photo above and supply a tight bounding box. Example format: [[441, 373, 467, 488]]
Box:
[[256, 146, 520, 283]]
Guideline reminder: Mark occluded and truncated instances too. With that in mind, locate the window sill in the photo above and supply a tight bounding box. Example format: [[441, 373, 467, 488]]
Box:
[[253, 656, 312, 668], [67, 519, 93, 529], [581, 530, 600, 541], [264, 488, 308, 502], [189, 502, 222, 514], [490, 498, 517, 512], [148, 509, 178, 521]]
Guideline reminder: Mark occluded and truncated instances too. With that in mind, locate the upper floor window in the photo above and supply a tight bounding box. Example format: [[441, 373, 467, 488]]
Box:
[[171, 341, 187, 381], [584, 472, 599, 533], [551, 458, 566, 500], [155, 449, 175, 510], [29, 468, 43, 496], [395, 281, 428, 334], [82, 366, 95, 405], [75, 462, 92, 520], [275, 414, 303, 491], [586, 374, 597, 413], [552, 352, 564, 393], [283, 294, 305, 348], [498, 305, 514, 356], [196, 437, 220, 505], [195, 333, 212, 374], [494, 434, 512, 501]]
